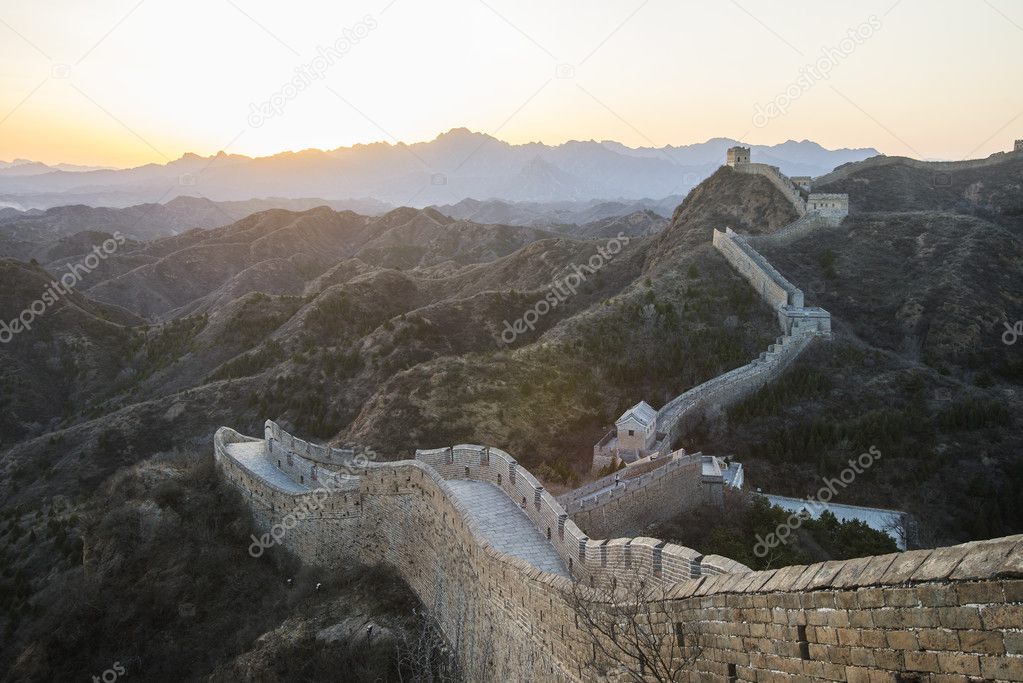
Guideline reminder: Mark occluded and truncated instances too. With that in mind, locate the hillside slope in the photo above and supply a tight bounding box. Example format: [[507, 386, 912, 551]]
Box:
[[815, 153, 1023, 232], [691, 173, 1023, 546], [648, 166, 800, 268]]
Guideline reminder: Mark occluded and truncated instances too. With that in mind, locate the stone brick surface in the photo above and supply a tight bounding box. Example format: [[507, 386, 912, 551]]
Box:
[[215, 423, 1023, 682]]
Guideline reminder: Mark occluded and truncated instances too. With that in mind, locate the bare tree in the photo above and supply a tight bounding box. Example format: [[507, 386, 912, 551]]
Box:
[[568, 578, 700, 683], [393, 607, 460, 683]]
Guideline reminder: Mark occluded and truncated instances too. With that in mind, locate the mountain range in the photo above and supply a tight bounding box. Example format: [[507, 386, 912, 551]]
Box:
[[0, 130, 878, 210], [0, 197, 666, 264], [0, 196, 393, 250], [0, 159, 113, 177], [429, 196, 681, 227]]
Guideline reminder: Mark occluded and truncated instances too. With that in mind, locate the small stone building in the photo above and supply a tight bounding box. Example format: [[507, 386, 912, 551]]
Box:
[[726, 146, 750, 167], [592, 401, 669, 472], [1015, 139, 1023, 152], [615, 401, 657, 452]]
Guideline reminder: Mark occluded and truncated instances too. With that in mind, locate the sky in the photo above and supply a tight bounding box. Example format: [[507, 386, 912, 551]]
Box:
[[1, 0, 1022, 168]]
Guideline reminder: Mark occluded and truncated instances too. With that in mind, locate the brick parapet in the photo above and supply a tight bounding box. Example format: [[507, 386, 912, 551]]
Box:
[[413, 443, 735, 587], [217, 426, 1023, 682]]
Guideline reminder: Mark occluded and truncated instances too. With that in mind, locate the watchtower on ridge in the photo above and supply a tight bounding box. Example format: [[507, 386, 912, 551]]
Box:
[[726, 146, 750, 167]]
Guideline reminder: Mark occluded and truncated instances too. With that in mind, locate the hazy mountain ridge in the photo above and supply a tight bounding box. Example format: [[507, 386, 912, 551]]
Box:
[[815, 153, 1023, 233], [430, 196, 683, 227], [0, 195, 394, 246], [546, 210, 668, 240], [0, 159, 113, 176], [0, 130, 879, 209]]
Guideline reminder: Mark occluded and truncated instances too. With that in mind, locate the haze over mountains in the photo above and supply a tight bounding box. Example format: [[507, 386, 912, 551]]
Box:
[[0, 197, 668, 264], [0, 196, 394, 252], [0, 159, 113, 176], [0, 130, 878, 210], [430, 196, 682, 228]]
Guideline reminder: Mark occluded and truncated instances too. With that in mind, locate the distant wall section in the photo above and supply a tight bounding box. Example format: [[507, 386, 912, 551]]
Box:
[[734, 162, 808, 215]]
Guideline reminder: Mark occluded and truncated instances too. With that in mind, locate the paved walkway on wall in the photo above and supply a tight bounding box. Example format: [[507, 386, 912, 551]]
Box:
[[446, 480, 570, 577], [225, 441, 310, 494]]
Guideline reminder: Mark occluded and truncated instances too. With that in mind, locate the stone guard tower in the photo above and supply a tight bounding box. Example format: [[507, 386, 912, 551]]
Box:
[[1015, 139, 1023, 153], [726, 146, 751, 167]]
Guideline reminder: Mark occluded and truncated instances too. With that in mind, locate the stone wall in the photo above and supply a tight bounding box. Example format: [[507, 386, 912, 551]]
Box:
[[412, 443, 741, 588], [807, 193, 850, 225], [219, 426, 580, 680], [713, 227, 804, 312], [223, 423, 747, 583], [734, 163, 808, 215], [712, 227, 832, 335], [585, 223, 829, 524], [217, 427, 1023, 681], [562, 454, 708, 539], [656, 331, 816, 446], [749, 213, 829, 246], [651, 226, 832, 446]]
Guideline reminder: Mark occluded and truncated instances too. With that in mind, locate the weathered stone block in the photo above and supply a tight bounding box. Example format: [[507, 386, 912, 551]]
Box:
[[885, 630, 919, 650], [880, 549, 933, 583], [936, 652, 982, 676], [958, 629, 1005, 655], [955, 581, 1004, 605], [905, 650, 940, 672], [918, 628, 960, 651], [937, 606, 983, 629], [981, 604, 1023, 629], [1005, 631, 1023, 655], [883, 587, 920, 607], [858, 629, 887, 648], [856, 588, 886, 609], [980, 655, 1023, 681]]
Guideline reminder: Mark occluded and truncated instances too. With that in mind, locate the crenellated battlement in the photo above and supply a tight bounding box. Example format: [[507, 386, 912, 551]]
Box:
[[232, 422, 746, 589], [217, 424, 1023, 682]]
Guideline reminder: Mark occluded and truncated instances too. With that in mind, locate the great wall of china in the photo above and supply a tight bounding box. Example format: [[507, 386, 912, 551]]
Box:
[[215, 151, 1023, 682], [579, 151, 834, 536]]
